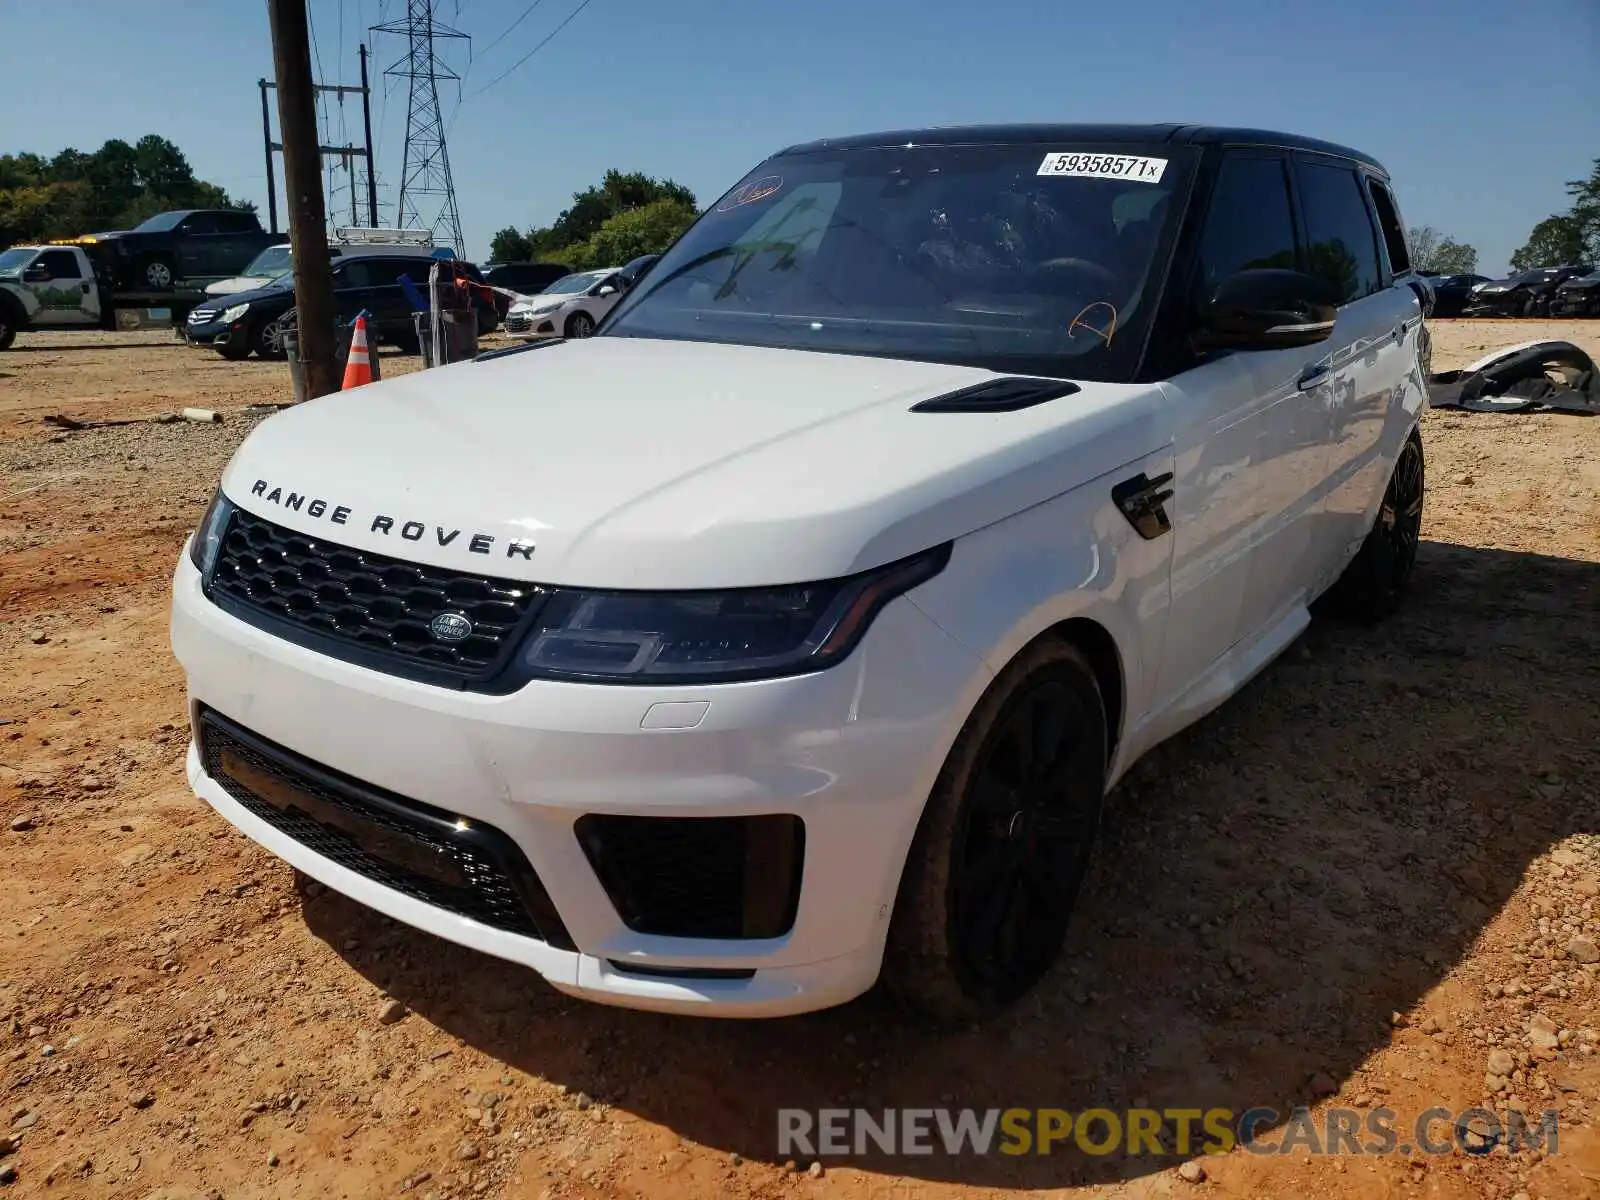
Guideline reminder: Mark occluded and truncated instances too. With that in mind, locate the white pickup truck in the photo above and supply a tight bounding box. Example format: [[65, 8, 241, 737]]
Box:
[[0, 243, 206, 350]]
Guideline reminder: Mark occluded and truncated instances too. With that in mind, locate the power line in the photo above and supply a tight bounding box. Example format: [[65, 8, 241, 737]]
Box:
[[476, 0, 547, 61], [464, 0, 596, 101]]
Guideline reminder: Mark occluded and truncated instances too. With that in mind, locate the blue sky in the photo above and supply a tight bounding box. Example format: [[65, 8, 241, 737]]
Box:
[[4, 0, 1597, 272]]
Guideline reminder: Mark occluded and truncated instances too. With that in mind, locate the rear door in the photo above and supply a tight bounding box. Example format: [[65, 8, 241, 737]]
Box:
[[348, 258, 416, 336], [1290, 156, 1417, 588], [173, 213, 220, 278]]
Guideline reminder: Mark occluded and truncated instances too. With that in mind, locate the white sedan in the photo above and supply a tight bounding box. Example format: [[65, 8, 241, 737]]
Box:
[[171, 123, 1429, 1020], [504, 268, 625, 340]]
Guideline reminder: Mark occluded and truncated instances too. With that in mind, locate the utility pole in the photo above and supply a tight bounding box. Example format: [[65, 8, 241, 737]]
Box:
[[258, 51, 378, 239], [359, 43, 379, 227], [267, 0, 340, 400], [259, 83, 280, 235]]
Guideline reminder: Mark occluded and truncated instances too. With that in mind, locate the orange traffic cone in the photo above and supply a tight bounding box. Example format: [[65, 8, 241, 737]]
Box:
[[341, 315, 374, 390]]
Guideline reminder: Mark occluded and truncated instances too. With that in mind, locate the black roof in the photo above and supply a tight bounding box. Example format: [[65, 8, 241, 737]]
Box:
[[775, 123, 1385, 174]]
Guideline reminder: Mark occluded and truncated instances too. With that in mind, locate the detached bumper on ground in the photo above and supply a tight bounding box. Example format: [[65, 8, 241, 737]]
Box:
[[170, 551, 987, 1016]]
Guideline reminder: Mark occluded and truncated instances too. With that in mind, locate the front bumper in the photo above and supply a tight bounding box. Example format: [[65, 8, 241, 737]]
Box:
[[184, 315, 246, 350], [505, 308, 561, 338], [170, 549, 989, 1016]]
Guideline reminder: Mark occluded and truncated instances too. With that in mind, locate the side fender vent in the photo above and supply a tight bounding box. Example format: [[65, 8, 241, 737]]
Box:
[[910, 377, 1081, 413]]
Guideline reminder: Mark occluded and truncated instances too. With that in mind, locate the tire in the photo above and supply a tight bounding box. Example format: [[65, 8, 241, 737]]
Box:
[[564, 310, 596, 339], [216, 336, 252, 361], [253, 315, 289, 361], [0, 307, 18, 352], [142, 256, 176, 290], [882, 639, 1108, 1024], [1325, 428, 1425, 622]]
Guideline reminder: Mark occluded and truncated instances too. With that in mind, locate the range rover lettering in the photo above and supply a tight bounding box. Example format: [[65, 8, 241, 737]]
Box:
[[171, 124, 1428, 1020]]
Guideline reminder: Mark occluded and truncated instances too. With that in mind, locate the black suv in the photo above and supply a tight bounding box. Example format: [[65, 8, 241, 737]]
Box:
[[183, 255, 496, 359]]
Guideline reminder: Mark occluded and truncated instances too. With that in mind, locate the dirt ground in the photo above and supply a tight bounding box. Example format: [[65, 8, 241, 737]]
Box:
[[1, 321, 1597, 1200]]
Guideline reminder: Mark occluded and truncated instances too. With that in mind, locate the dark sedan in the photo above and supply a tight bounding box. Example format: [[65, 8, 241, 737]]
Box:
[[183, 255, 494, 359], [1420, 273, 1492, 318]]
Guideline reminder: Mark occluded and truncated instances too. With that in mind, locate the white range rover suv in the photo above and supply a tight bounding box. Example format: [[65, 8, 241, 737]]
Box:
[[171, 124, 1430, 1020]]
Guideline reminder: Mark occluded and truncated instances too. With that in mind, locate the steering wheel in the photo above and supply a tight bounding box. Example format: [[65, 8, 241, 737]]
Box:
[[1025, 256, 1120, 291]]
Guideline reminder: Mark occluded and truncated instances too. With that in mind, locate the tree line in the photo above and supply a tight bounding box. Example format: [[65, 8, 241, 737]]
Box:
[[0, 136, 253, 248], [489, 170, 699, 271]]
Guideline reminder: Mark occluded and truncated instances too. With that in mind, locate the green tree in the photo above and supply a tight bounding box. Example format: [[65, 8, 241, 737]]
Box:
[[1407, 225, 1478, 273], [1509, 215, 1587, 271], [494, 170, 699, 267], [488, 226, 535, 262], [563, 198, 698, 271], [1563, 157, 1600, 261]]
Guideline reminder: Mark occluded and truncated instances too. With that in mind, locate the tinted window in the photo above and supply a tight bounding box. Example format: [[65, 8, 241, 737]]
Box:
[[214, 212, 259, 233], [179, 214, 219, 235], [37, 250, 82, 279], [133, 212, 187, 233], [1297, 161, 1382, 304], [361, 259, 418, 287], [1193, 154, 1298, 304], [1366, 180, 1409, 274], [334, 262, 371, 289]]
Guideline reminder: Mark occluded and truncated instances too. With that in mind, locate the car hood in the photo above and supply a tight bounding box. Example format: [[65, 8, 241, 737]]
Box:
[[201, 279, 295, 308], [219, 337, 1164, 589], [206, 274, 277, 297], [1557, 274, 1600, 291]]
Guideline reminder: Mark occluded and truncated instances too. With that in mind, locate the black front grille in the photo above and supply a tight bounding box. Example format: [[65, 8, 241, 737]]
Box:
[[207, 507, 544, 688], [199, 709, 574, 949], [575, 814, 805, 940]]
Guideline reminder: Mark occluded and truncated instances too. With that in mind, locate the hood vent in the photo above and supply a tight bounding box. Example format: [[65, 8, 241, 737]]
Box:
[[910, 376, 1080, 413]]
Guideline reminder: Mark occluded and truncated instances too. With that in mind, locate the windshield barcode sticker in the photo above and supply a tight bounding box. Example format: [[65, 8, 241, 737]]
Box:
[[1037, 153, 1167, 183]]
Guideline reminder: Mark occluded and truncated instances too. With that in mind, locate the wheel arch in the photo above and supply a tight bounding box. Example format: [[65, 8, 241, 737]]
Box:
[[1037, 616, 1126, 763]]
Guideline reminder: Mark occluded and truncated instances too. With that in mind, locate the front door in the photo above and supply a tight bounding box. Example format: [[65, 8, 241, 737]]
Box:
[[1154, 150, 1325, 707], [23, 249, 100, 326]]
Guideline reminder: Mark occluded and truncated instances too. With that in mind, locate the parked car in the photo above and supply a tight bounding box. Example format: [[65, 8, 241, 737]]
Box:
[[205, 236, 448, 299], [171, 122, 1428, 1020], [503, 267, 628, 339], [1464, 265, 1595, 317], [1419, 272, 1492, 318], [70, 209, 278, 292], [479, 262, 574, 327], [1550, 269, 1600, 317], [183, 254, 495, 359]]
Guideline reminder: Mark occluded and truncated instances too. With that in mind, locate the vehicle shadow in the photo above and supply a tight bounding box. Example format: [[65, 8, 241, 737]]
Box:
[[302, 537, 1600, 1189]]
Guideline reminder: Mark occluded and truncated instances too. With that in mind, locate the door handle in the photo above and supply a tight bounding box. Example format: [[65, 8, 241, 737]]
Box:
[[81, 282, 91, 294], [1393, 322, 1407, 343], [1296, 361, 1331, 390]]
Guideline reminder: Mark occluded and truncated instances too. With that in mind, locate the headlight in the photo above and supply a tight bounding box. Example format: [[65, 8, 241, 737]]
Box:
[[220, 302, 250, 323], [517, 544, 951, 684], [531, 302, 563, 316], [188, 489, 235, 576]]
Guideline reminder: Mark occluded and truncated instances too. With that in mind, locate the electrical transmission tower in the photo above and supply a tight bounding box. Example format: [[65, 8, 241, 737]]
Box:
[[372, 0, 468, 251]]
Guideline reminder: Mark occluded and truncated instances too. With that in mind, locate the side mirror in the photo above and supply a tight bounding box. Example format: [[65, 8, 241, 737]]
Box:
[[596, 285, 617, 297], [22, 264, 49, 283], [1199, 268, 1339, 351]]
